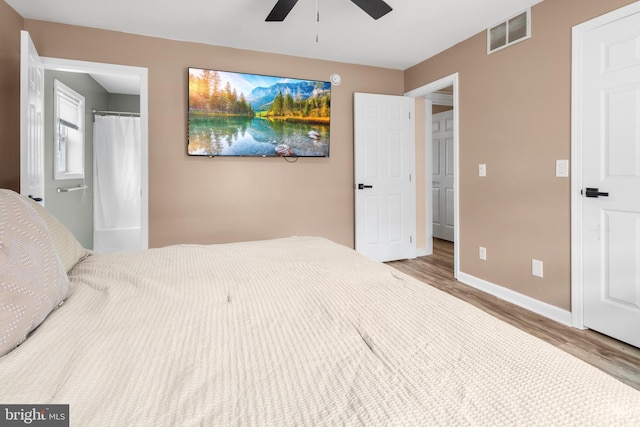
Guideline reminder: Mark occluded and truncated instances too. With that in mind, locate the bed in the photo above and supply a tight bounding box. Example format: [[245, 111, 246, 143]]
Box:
[[1, 188, 639, 426]]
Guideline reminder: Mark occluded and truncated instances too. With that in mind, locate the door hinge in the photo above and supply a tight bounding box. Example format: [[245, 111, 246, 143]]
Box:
[[409, 173, 412, 182], [409, 112, 411, 120], [410, 235, 413, 244]]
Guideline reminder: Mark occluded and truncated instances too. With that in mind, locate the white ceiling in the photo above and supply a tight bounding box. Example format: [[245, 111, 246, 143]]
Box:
[[89, 73, 141, 96], [7, 0, 543, 70]]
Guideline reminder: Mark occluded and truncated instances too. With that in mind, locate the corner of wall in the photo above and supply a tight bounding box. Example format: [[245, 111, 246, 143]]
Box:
[[0, 2, 24, 190]]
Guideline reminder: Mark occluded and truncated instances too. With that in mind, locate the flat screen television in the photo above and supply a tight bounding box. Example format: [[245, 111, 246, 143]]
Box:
[[188, 67, 330, 157]]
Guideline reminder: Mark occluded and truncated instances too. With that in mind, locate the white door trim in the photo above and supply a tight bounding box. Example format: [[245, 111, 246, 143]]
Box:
[[570, 1, 640, 329], [41, 57, 150, 250], [405, 73, 460, 279]]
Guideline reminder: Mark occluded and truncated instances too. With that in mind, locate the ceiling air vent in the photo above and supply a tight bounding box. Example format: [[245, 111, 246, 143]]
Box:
[[487, 9, 531, 54]]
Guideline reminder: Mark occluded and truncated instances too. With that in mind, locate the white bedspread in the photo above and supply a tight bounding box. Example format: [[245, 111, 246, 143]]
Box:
[[1, 236, 639, 426]]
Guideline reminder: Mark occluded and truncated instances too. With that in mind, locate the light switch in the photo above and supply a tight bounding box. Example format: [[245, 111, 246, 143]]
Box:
[[532, 259, 543, 278], [556, 160, 569, 177], [479, 246, 487, 260], [479, 164, 486, 177]]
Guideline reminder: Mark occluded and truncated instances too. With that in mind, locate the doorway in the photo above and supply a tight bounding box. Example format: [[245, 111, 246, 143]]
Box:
[[43, 58, 148, 252], [19, 33, 149, 251], [405, 73, 460, 278], [430, 97, 454, 242]]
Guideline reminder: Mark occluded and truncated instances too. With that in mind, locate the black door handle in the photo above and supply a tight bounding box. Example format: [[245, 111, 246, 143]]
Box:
[[28, 195, 43, 202], [357, 184, 373, 190], [584, 187, 609, 198]]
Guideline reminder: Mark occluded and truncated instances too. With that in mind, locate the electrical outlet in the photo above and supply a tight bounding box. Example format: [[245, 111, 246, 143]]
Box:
[[532, 259, 543, 277], [479, 164, 486, 177], [479, 246, 487, 260]]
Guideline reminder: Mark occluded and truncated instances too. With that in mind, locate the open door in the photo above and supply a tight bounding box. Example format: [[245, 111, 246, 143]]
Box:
[[354, 92, 415, 262], [573, 5, 640, 348], [20, 31, 45, 205]]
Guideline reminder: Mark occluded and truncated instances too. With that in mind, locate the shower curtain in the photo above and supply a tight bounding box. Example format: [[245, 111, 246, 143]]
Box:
[[93, 115, 141, 252]]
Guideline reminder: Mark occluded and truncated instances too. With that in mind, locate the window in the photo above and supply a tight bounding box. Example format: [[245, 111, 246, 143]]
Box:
[[54, 80, 85, 180], [488, 9, 531, 54]]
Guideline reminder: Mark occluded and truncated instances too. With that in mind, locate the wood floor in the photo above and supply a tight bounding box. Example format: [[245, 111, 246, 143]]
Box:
[[387, 239, 640, 391]]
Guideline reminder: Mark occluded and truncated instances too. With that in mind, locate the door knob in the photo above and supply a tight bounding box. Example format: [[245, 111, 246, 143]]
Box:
[[357, 183, 373, 190], [584, 187, 609, 198], [28, 195, 43, 202]]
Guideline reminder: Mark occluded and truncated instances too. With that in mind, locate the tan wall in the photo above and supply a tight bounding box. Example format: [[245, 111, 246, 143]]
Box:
[[23, 20, 404, 249], [405, 0, 637, 310], [0, 1, 23, 191]]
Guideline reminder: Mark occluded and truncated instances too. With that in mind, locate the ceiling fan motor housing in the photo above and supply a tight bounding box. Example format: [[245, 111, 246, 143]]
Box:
[[266, 0, 393, 22]]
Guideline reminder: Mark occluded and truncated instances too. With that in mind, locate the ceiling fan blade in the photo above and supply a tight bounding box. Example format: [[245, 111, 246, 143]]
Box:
[[350, 0, 393, 20], [266, 0, 300, 22]]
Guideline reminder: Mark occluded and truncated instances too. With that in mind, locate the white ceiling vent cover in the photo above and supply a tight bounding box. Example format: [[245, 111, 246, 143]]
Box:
[[488, 8, 531, 54]]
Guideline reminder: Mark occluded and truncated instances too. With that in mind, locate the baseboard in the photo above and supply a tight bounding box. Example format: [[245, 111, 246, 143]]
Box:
[[457, 272, 573, 327]]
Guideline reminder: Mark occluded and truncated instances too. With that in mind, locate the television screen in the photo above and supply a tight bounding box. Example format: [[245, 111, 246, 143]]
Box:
[[188, 67, 330, 157]]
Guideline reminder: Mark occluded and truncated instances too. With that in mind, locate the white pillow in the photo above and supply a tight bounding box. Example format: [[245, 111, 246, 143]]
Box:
[[0, 189, 69, 357], [26, 196, 89, 272]]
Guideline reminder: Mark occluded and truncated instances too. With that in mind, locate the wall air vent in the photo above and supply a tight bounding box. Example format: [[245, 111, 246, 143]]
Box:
[[487, 8, 531, 54]]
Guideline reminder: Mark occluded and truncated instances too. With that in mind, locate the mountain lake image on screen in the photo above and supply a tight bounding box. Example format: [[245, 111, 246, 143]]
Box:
[[188, 68, 331, 157]]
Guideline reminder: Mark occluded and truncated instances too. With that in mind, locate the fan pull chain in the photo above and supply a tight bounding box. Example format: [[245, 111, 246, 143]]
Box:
[[316, 0, 320, 42]]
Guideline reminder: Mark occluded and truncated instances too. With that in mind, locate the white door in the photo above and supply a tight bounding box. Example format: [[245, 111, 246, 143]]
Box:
[[580, 10, 640, 348], [354, 92, 415, 262], [432, 110, 454, 242], [20, 31, 45, 205]]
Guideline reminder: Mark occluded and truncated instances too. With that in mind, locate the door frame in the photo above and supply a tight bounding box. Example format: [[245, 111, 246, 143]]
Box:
[[40, 57, 149, 250], [570, 1, 640, 329], [405, 73, 460, 278]]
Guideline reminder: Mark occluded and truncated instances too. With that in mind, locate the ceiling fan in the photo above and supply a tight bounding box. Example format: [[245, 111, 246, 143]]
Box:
[[266, 0, 393, 22]]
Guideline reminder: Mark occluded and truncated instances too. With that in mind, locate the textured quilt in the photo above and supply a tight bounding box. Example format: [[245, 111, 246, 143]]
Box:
[[1, 236, 639, 426]]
